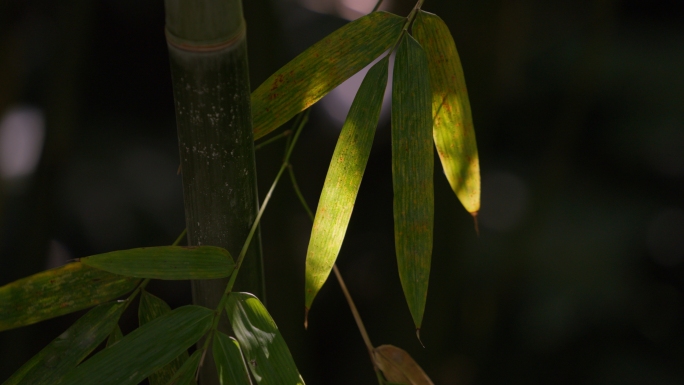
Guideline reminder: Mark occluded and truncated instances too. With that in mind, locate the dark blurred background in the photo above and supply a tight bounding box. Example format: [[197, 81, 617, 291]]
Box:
[[1, 0, 683, 383]]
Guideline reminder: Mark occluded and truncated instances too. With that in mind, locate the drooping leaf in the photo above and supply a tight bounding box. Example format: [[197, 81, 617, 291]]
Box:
[[4, 302, 124, 385], [213, 331, 252, 385], [304, 56, 389, 312], [413, 10, 480, 215], [80, 246, 234, 280], [374, 345, 434, 385], [226, 292, 304, 385], [0, 262, 138, 331], [391, 33, 434, 331], [251, 11, 403, 140], [60, 305, 213, 385], [139, 290, 190, 385], [164, 350, 201, 385], [106, 324, 123, 347]]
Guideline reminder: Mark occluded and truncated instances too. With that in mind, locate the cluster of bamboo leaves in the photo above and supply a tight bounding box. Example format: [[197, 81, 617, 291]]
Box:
[[0, 7, 479, 385]]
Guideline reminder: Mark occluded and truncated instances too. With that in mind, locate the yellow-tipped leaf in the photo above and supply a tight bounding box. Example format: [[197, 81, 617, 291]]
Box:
[[413, 10, 480, 214]]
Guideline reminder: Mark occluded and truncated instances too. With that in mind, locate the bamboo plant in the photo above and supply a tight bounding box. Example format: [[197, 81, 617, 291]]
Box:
[[0, 0, 480, 384]]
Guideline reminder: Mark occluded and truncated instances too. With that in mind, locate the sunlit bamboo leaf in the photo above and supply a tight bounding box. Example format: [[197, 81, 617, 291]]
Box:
[[4, 302, 124, 385], [80, 246, 234, 280], [374, 345, 434, 385], [226, 292, 304, 385], [0, 262, 138, 331], [251, 11, 403, 140], [60, 305, 213, 385], [106, 324, 123, 347], [139, 290, 190, 385], [304, 56, 389, 313], [392, 33, 433, 331], [213, 331, 252, 385], [413, 10, 480, 215], [164, 350, 201, 385]]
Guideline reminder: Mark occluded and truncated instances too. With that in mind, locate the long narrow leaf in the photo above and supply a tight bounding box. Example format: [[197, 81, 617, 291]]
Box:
[[213, 332, 252, 385], [226, 293, 304, 385], [413, 10, 480, 214], [392, 33, 434, 331], [304, 56, 389, 311], [60, 305, 213, 385], [0, 262, 138, 331], [4, 302, 124, 385], [139, 290, 190, 385], [251, 11, 403, 139], [80, 246, 234, 280], [164, 350, 201, 385]]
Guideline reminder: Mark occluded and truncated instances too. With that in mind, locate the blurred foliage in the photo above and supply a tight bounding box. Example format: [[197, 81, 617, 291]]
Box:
[[0, 0, 683, 384]]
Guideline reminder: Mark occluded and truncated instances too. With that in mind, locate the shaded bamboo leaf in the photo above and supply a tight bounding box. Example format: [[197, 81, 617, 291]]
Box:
[[213, 331, 253, 385], [392, 33, 434, 331], [413, 11, 480, 215], [80, 246, 234, 280], [106, 324, 123, 347], [59, 305, 213, 385], [251, 11, 403, 140], [374, 345, 434, 385], [164, 350, 201, 385], [139, 290, 190, 385], [0, 262, 138, 331], [304, 56, 389, 312], [4, 302, 124, 385], [226, 292, 304, 385]]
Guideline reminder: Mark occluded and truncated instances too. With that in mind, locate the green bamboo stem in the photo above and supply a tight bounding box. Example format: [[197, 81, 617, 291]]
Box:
[[164, 1, 261, 384]]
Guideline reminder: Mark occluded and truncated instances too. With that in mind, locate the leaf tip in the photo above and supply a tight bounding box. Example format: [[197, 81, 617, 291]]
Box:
[[416, 329, 425, 348], [471, 211, 479, 237], [304, 307, 310, 330]]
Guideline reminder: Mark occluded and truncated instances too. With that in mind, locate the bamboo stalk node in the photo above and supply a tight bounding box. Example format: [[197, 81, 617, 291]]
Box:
[[165, 20, 246, 53]]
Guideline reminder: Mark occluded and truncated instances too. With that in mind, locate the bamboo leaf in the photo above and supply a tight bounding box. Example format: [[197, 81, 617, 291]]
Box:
[[374, 345, 434, 385], [251, 11, 403, 140], [391, 33, 434, 331], [0, 262, 138, 331], [59, 305, 213, 385], [304, 56, 389, 312], [213, 331, 253, 385], [164, 350, 201, 385], [4, 302, 124, 385], [226, 292, 305, 385], [80, 246, 234, 280], [139, 290, 190, 385], [106, 324, 123, 347], [413, 11, 480, 214]]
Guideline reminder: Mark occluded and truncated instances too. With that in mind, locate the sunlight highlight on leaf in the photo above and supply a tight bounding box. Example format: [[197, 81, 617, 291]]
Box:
[[413, 10, 480, 215], [304, 56, 389, 314], [251, 11, 403, 140]]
